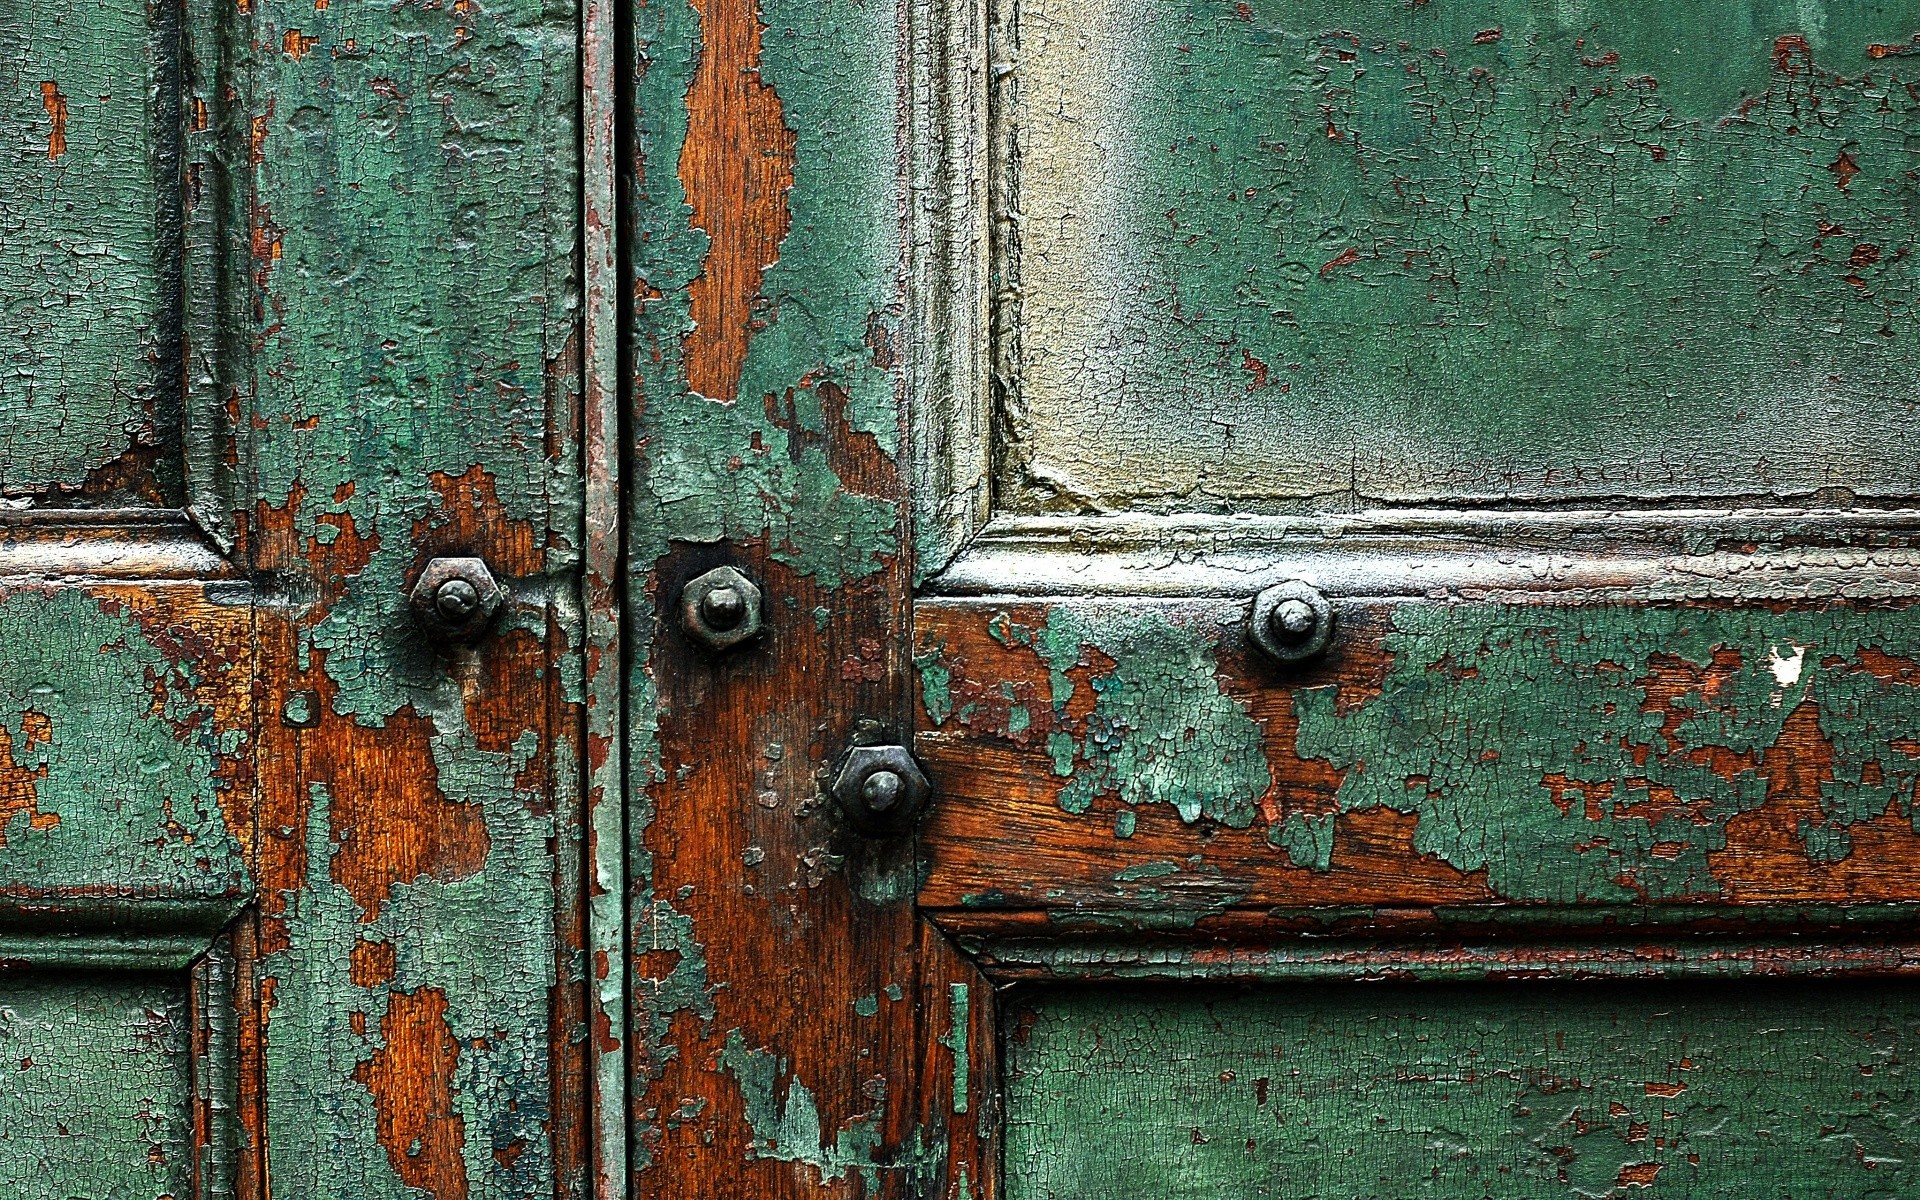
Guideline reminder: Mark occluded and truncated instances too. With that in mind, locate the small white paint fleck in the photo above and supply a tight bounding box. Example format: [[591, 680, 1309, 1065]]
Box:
[[1768, 644, 1808, 688]]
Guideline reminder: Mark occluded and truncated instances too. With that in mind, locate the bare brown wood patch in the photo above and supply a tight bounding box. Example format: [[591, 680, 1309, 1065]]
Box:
[[355, 987, 469, 1200], [677, 0, 796, 403]]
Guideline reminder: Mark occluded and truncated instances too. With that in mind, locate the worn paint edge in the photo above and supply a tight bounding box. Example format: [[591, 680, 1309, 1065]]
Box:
[[582, 0, 630, 1178], [971, 938, 1920, 983], [908, 0, 992, 581], [191, 937, 242, 1200], [930, 512, 1920, 598], [179, 0, 247, 550]]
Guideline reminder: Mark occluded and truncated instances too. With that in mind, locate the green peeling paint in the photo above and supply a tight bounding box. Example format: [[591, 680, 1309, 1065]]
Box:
[[0, 590, 245, 900], [917, 646, 954, 727], [250, 0, 575, 1175], [0, 972, 193, 1200], [1268, 809, 1334, 872], [939, 983, 970, 1116], [0, 0, 180, 497], [717, 1028, 885, 1186], [1004, 0, 1920, 511], [1007, 982, 1920, 1199], [629, 0, 903, 587], [1020, 609, 1271, 826], [1295, 603, 1920, 901]]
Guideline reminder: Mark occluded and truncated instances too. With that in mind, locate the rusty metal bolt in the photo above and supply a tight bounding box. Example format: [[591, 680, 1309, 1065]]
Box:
[[679, 565, 763, 652], [1249, 579, 1334, 664], [831, 744, 930, 836], [410, 556, 503, 645]]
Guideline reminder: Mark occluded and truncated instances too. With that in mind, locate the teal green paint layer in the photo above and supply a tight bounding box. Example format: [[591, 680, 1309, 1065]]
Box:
[[1006, 982, 1920, 1199], [628, 0, 901, 587], [717, 1028, 884, 1186], [1295, 603, 1920, 901], [1006, 0, 1920, 511], [0, 971, 192, 1200], [0, 0, 179, 497], [1022, 608, 1270, 827], [0, 589, 245, 901]]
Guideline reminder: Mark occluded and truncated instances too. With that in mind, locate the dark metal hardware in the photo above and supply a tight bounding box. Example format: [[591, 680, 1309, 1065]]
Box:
[[1249, 579, 1335, 664], [410, 556, 504, 645], [680, 565, 764, 652], [830, 743, 930, 836]]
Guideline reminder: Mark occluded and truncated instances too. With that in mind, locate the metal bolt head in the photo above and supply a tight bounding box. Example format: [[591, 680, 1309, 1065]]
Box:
[[1249, 580, 1335, 664], [831, 745, 930, 835], [410, 557, 503, 645], [699, 585, 746, 631], [680, 565, 764, 652], [1272, 598, 1317, 642], [861, 769, 905, 812], [436, 578, 480, 621]]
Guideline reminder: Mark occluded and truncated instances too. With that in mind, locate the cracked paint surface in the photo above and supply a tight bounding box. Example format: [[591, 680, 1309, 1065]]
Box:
[[985, 609, 1270, 828], [1, 0, 181, 500], [247, 0, 579, 1179], [1006, 982, 1920, 1199], [627, 0, 989, 1188], [1296, 603, 1920, 903], [919, 598, 1920, 917], [0, 587, 249, 903], [1000, 0, 1920, 511], [0, 972, 193, 1200]]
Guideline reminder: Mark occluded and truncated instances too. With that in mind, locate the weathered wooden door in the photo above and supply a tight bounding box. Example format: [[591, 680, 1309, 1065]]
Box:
[[629, 0, 1920, 1197], [3, 0, 586, 1192]]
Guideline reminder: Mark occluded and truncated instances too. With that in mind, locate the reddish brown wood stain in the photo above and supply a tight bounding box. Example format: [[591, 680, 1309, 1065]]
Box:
[[354, 988, 469, 1200], [0, 712, 55, 844], [39, 82, 66, 160], [677, 0, 795, 403], [306, 684, 490, 927]]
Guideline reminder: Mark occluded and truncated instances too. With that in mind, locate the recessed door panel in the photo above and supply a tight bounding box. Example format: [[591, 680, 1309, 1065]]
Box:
[[1001, 0, 1920, 512], [0, 971, 193, 1200], [2, 0, 183, 503], [1007, 982, 1920, 1199]]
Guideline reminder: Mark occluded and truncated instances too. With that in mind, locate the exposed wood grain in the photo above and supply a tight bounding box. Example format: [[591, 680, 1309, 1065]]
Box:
[[677, 0, 796, 404], [353, 987, 469, 1200], [243, 0, 582, 1182], [628, 0, 985, 1188]]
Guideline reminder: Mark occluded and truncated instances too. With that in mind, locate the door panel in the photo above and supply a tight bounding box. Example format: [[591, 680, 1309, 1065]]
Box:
[[1005, 982, 1920, 1199], [631, 0, 1920, 1197], [999, 0, 1920, 511], [918, 597, 1920, 924], [0, 580, 250, 912], [0, 972, 195, 1200], [2, 0, 182, 502]]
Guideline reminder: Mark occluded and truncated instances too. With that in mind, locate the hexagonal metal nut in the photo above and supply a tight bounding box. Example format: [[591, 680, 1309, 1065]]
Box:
[[1249, 579, 1335, 664], [679, 565, 764, 652], [410, 556, 504, 645], [830, 744, 930, 836]]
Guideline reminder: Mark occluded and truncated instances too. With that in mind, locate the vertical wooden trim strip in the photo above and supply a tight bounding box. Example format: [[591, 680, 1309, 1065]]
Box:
[[582, 0, 629, 1184], [909, 0, 993, 580]]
